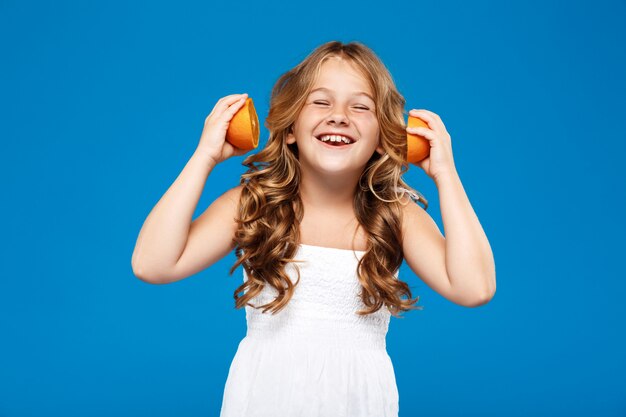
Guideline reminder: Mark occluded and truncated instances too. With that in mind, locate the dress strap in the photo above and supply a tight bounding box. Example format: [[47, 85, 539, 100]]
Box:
[[393, 186, 423, 205]]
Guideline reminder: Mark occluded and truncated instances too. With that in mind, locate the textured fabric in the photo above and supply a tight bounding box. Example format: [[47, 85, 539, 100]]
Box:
[[219, 243, 399, 417]]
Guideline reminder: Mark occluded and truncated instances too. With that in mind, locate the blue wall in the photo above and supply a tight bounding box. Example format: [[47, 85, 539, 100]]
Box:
[[1, 1, 624, 416]]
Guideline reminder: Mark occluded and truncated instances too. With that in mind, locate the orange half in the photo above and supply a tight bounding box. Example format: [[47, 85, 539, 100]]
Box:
[[226, 97, 260, 150], [407, 115, 430, 163]]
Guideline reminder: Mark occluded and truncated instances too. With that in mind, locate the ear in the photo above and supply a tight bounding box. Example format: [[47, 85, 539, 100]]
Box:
[[375, 144, 384, 155], [286, 125, 296, 145]]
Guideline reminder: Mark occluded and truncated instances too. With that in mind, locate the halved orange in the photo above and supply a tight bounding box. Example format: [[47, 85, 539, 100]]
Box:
[[226, 97, 260, 150], [407, 115, 430, 163]]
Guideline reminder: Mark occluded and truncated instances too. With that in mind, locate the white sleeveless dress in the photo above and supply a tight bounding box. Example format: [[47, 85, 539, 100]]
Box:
[[219, 243, 400, 417]]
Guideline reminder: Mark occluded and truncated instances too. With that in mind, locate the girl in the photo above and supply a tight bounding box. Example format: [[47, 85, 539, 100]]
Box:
[[132, 41, 496, 417]]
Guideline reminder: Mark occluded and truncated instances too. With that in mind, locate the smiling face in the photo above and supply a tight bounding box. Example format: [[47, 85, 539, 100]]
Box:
[[286, 56, 384, 176]]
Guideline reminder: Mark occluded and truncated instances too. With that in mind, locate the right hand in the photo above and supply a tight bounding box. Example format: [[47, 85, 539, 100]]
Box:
[[196, 93, 251, 165]]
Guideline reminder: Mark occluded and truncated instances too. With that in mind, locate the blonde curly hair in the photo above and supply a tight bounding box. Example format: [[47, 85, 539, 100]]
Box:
[[228, 40, 428, 317]]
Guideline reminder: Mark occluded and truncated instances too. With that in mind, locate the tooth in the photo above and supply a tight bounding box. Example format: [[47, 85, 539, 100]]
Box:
[[318, 134, 353, 144]]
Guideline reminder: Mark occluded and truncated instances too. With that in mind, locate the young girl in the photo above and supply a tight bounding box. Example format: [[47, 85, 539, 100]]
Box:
[[132, 41, 496, 417]]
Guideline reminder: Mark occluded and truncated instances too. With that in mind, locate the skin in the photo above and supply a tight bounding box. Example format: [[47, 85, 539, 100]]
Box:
[[286, 56, 384, 213], [284, 57, 495, 306], [134, 56, 496, 308]]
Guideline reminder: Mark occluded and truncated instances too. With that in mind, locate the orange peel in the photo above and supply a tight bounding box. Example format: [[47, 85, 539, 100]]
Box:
[[226, 97, 260, 150], [407, 115, 430, 163]]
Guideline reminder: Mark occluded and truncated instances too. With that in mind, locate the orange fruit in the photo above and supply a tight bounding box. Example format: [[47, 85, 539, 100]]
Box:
[[226, 97, 260, 150], [407, 115, 430, 163]]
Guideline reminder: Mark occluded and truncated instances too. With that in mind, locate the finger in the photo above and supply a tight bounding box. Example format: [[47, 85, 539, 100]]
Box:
[[409, 108, 439, 120], [409, 110, 448, 135], [219, 93, 248, 104], [409, 109, 429, 117], [409, 109, 434, 120], [223, 95, 249, 119], [228, 143, 251, 157], [209, 93, 248, 118], [219, 93, 248, 112], [411, 108, 448, 131], [408, 109, 435, 129], [406, 126, 436, 141]]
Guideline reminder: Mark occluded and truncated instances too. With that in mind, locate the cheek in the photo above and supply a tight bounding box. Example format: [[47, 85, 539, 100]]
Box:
[[365, 120, 380, 138]]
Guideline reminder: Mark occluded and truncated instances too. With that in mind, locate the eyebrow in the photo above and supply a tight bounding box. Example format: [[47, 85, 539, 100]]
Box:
[[308, 87, 375, 102]]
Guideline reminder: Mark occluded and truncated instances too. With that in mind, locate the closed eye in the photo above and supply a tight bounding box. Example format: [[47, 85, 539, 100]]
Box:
[[313, 101, 369, 110]]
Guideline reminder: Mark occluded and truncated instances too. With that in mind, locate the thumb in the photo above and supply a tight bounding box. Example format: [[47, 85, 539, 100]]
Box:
[[233, 147, 250, 157]]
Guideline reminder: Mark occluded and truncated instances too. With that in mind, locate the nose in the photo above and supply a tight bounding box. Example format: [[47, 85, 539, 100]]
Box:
[[325, 107, 350, 126]]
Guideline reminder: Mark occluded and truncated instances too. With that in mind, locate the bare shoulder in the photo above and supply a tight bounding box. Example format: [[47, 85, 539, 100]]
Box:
[[165, 184, 244, 283], [398, 193, 438, 235], [219, 183, 245, 207]]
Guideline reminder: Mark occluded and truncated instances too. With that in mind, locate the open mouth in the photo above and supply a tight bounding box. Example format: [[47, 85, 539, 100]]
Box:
[[315, 134, 356, 148]]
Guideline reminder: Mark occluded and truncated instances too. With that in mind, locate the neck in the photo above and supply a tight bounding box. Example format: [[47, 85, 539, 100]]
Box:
[[298, 168, 361, 212]]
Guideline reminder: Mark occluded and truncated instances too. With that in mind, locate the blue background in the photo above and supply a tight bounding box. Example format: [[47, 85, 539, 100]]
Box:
[[1, 1, 625, 416]]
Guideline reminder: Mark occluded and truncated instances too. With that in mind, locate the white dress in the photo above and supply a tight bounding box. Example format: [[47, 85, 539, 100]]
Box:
[[219, 243, 400, 417]]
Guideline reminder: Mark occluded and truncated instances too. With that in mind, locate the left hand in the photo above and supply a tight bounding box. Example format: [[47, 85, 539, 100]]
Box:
[[407, 109, 457, 181]]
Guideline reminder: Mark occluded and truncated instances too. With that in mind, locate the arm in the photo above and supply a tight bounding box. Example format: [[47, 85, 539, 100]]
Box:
[[402, 108, 496, 307], [436, 169, 496, 304], [401, 169, 496, 307], [131, 93, 250, 284], [131, 151, 237, 284]]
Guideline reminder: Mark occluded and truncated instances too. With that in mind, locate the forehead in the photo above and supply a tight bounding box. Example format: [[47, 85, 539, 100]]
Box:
[[308, 86, 374, 102], [309, 58, 374, 100]]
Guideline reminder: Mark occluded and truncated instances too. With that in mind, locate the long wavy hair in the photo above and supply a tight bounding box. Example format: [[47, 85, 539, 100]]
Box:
[[228, 40, 429, 318]]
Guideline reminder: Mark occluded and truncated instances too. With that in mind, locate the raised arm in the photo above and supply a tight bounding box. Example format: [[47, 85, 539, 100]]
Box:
[[402, 108, 496, 307], [131, 93, 250, 284]]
